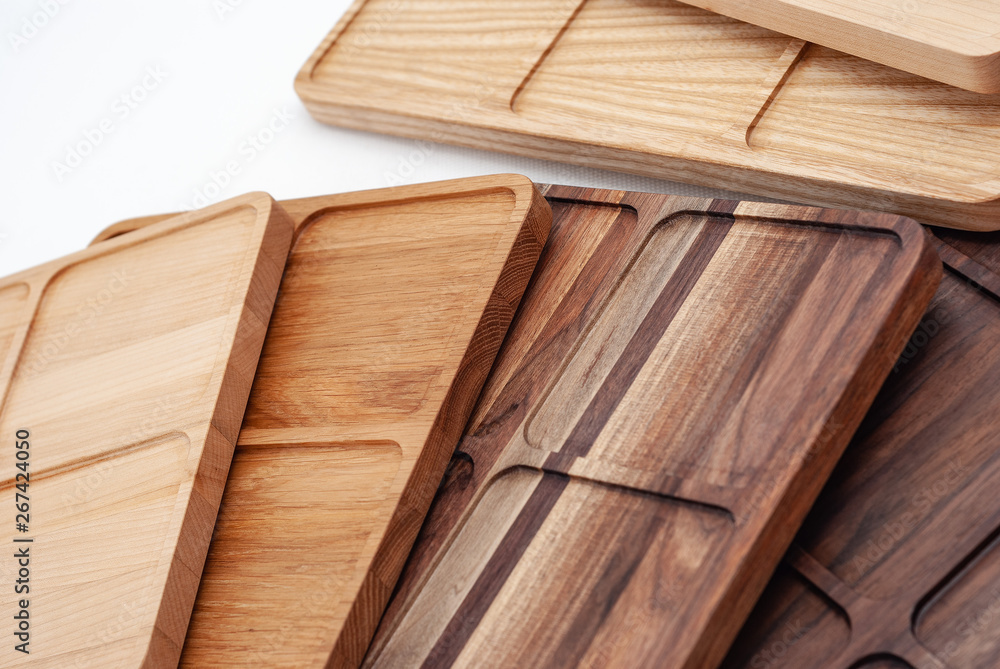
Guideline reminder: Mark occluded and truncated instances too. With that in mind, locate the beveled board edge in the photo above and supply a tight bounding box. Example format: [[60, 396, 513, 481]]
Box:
[[93, 175, 545, 243], [323, 176, 551, 668], [681, 0, 1000, 94]]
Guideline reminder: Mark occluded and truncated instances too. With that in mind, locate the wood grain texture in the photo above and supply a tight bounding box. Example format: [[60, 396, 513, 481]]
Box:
[[0, 193, 293, 668], [722, 235, 1000, 669], [292, 0, 1000, 232], [680, 0, 1000, 93], [357, 186, 940, 669], [92, 175, 550, 668]]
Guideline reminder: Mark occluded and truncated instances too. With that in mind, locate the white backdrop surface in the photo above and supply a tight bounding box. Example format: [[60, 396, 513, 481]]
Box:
[[1, 0, 764, 277]]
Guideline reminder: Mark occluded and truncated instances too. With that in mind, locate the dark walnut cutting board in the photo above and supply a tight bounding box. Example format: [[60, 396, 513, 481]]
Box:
[[0, 193, 292, 668], [723, 230, 1000, 669], [358, 186, 940, 669], [294, 0, 1000, 231], [91, 175, 550, 668]]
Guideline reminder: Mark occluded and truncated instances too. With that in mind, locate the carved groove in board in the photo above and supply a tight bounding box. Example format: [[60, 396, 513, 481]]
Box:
[[182, 441, 402, 666], [0, 431, 192, 489], [303, 0, 373, 76], [503, 211, 752, 515], [536, 450, 739, 517], [0, 283, 31, 406], [509, 0, 589, 112], [788, 548, 946, 669], [782, 467, 1000, 667], [521, 207, 699, 452], [915, 530, 1000, 666], [377, 465, 734, 668], [727, 39, 809, 147]]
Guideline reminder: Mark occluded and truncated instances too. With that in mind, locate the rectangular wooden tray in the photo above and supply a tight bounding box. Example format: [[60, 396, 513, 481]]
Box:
[[362, 186, 940, 668], [681, 0, 1000, 94], [0, 193, 292, 668], [295, 0, 1000, 232], [723, 232, 1000, 669], [93, 176, 550, 668]]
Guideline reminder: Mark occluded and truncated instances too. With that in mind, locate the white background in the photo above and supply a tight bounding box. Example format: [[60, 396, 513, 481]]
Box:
[[0, 0, 760, 277]]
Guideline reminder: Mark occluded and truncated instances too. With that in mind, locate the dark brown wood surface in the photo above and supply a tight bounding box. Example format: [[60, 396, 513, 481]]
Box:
[[722, 233, 1000, 669], [360, 186, 940, 669]]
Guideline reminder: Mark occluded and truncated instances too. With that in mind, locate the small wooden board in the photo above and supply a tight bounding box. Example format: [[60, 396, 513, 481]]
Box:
[[294, 0, 1000, 231], [93, 175, 550, 668], [723, 233, 1000, 669], [680, 0, 1000, 94], [356, 186, 940, 668], [0, 193, 293, 667]]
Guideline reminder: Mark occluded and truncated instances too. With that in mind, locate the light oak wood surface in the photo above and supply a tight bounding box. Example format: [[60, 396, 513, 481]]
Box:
[[724, 233, 1000, 669], [358, 186, 940, 668], [93, 175, 551, 668], [681, 0, 1000, 93], [293, 0, 1000, 232], [0, 193, 293, 668]]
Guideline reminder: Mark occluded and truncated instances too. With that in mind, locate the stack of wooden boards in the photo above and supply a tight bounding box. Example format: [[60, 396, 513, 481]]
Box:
[[10, 8, 1000, 667], [8, 2, 1000, 668], [78, 177, 956, 667], [2, 176, 549, 667]]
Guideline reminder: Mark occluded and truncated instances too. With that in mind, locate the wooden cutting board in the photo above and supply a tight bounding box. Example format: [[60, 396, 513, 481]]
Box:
[[0, 193, 292, 668], [92, 175, 550, 668], [294, 0, 1000, 232], [353, 186, 940, 669], [722, 234, 1000, 669], [680, 0, 1000, 94]]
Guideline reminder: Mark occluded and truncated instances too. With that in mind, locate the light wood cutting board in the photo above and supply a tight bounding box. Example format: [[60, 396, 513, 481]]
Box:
[[680, 0, 1000, 94], [357, 186, 940, 669], [294, 0, 1000, 231], [723, 233, 1000, 669], [93, 175, 551, 668], [0, 193, 293, 668]]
